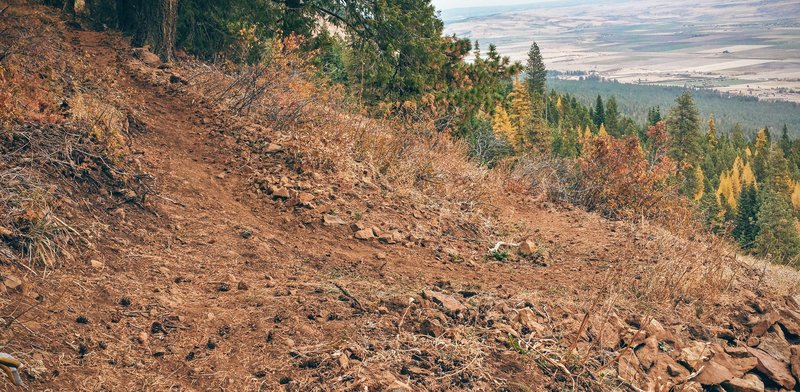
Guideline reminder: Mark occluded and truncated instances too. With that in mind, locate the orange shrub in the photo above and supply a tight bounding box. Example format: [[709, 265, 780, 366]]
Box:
[[578, 123, 678, 220]]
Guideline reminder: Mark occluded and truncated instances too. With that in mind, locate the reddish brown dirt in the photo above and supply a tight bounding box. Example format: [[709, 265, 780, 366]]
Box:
[[0, 5, 773, 392]]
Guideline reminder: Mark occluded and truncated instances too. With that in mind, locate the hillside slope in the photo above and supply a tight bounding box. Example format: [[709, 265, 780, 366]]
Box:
[[2, 4, 800, 391]]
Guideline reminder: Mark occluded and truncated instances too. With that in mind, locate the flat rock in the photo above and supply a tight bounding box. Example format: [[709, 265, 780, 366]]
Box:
[[757, 331, 791, 363], [790, 345, 800, 382], [515, 308, 546, 335], [1, 274, 23, 292], [750, 311, 779, 337], [694, 360, 734, 385], [271, 187, 291, 199], [422, 290, 465, 313], [722, 374, 765, 392], [354, 228, 374, 240], [777, 308, 800, 336], [747, 347, 795, 390], [265, 143, 283, 153], [322, 214, 346, 226]]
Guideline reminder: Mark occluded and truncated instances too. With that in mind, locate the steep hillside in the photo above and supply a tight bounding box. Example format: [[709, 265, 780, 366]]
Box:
[[2, 4, 800, 391]]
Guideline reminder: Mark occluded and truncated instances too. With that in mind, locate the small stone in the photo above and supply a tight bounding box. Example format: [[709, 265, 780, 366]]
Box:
[[375, 252, 387, 260], [694, 360, 734, 385], [337, 352, 350, 369], [350, 222, 367, 232], [354, 228, 374, 240], [2, 274, 23, 292], [90, 259, 104, 270], [519, 239, 538, 255], [722, 374, 765, 392], [237, 281, 249, 291], [418, 319, 444, 337], [422, 290, 466, 314], [297, 192, 314, 204], [0, 226, 12, 236], [138, 331, 149, 344], [322, 214, 346, 226], [271, 187, 290, 199], [265, 143, 283, 153], [515, 308, 546, 335]]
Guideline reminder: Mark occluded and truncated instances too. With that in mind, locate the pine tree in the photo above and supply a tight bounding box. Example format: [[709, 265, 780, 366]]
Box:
[[593, 95, 605, 127], [780, 124, 791, 158], [732, 184, 759, 249], [525, 42, 546, 101], [755, 188, 800, 264], [647, 106, 662, 126], [524, 42, 548, 150], [699, 186, 725, 233], [755, 146, 800, 264], [665, 92, 702, 165], [706, 113, 718, 149], [604, 96, 619, 136], [753, 128, 770, 182]]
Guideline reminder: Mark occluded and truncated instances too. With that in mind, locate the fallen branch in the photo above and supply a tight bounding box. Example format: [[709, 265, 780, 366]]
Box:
[[488, 241, 519, 254]]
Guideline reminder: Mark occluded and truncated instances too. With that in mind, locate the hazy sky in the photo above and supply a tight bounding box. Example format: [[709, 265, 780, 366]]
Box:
[[432, 0, 540, 10]]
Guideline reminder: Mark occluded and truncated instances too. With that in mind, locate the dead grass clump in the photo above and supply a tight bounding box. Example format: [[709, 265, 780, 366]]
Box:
[[0, 167, 75, 271]]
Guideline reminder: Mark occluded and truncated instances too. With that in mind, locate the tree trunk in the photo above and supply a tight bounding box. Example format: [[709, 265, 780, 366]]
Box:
[[116, 0, 177, 62]]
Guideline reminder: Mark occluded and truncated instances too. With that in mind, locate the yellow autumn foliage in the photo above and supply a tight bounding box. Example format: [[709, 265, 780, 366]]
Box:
[[693, 166, 705, 201], [492, 104, 516, 146], [598, 123, 608, 137]]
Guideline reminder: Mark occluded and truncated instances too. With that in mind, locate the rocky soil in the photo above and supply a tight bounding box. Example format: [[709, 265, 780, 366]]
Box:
[[2, 3, 800, 391]]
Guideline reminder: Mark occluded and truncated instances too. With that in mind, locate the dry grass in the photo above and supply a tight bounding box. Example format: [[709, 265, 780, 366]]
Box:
[[0, 5, 138, 270], [0, 167, 76, 272], [184, 37, 503, 218]]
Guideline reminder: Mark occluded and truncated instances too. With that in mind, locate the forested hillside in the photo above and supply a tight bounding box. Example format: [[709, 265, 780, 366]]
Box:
[[2, 1, 800, 391], [549, 78, 800, 136]]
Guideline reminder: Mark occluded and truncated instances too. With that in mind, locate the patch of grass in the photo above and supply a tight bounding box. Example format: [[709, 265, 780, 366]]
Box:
[[489, 249, 509, 261]]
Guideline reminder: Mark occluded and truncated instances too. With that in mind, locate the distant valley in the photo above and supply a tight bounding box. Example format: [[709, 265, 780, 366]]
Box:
[[442, 0, 800, 105]]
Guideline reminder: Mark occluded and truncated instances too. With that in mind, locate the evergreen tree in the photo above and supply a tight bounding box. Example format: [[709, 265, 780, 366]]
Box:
[[706, 113, 718, 149], [699, 187, 724, 233], [732, 184, 759, 249], [525, 42, 546, 101], [525, 42, 547, 136], [593, 95, 605, 127], [780, 124, 791, 157], [755, 146, 800, 264], [665, 92, 703, 165], [647, 106, 661, 126], [752, 128, 770, 182], [755, 187, 800, 264], [604, 96, 620, 136]]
